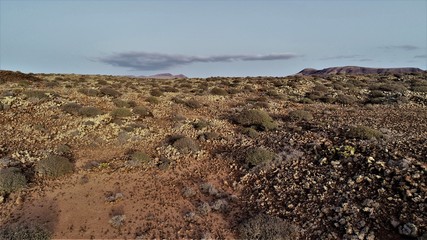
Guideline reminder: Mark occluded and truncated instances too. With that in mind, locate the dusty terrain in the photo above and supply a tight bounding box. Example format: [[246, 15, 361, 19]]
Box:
[[0, 69, 426, 239]]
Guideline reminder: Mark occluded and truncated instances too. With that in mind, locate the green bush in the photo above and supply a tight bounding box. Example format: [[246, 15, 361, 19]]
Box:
[[100, 87, 121, 97], [78, 106, 103, 117], [61, 102, 82, 115], [111, 108, 132, 118], [36, 155, 73, 178], [170, 136, 200, 153], [0, 225, 50, 240], [133, 106, 153, 118], [288, 110, 313, 121], [238, 214, 297, 240], [245, 147, 275, 166], [0, 168, 27, 195], [235, 109, 277, 131], [347, 125, 383, 140]]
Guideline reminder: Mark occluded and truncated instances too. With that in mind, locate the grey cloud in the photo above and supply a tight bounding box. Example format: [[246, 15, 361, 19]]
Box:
[[381, 45, 419, 51], [414, 54, 427, 58], [320, 55, 361, 60], [97, 52, 300, 71]]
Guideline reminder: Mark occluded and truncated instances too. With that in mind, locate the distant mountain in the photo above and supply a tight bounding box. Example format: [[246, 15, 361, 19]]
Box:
[[297, 66, 426, 76], [135, 73, 187, 79]]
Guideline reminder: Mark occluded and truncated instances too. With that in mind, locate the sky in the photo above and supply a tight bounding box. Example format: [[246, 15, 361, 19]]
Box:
[[0, 0, 426, 77]]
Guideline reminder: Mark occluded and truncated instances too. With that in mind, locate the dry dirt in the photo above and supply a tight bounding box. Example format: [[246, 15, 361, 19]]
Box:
[[0, 70, 426, 239]]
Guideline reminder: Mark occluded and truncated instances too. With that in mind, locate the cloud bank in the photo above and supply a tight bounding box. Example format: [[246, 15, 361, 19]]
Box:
[[381, 45, 419, 51], [97, 52, 300, 71]]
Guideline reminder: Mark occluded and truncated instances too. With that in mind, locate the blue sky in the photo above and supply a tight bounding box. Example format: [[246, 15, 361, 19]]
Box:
[[1, 0, 426, 77]]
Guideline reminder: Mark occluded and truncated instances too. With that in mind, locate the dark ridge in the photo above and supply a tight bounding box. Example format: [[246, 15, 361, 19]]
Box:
[[297, 66, 426, 76], [0, 70, 42, 82]]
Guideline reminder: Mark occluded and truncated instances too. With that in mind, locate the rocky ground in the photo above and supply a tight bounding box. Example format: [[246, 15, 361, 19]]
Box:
[[0, 70, 426, 239]]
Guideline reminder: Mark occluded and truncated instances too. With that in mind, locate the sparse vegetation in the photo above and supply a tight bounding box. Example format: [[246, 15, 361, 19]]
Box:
[[133, 106, 153, 118], [78, 88, 99, 97], [78, 106, 104, 117], [235, 109, 277, 130], [24, 90, 48, 99], [36, 155, 73, 178], [61, 102, 82, 115], [126, 151, 151, 167], [150, 89, 163, 97], [100, 87, 121, 97], [111, 108, 132, 118], [170, 136, 200, 153], [0, 225, 51, 240], [288, 110, 313, 121], [347, 125, 383, 140], [145, 96, 159, 104], [245, 147, 275, 166], [210, 87, 228, 95], [0, 167, 27, 195], [184, 98, 202, 109], [238, 214, 297, 240]]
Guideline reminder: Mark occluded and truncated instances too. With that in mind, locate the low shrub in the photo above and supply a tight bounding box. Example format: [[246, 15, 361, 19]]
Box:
[[36, 155, 73, 178], [0, 225, 51, 240], [347, 125, 383, 140], [24, 90, 48, 99], [78, 106, 104, 117], [133, 106, 153, 118], [288, 110, 313, 121], [100, 87, 121, 97], [111, 108, 132, 118], [78, 88, 99, 97], [0, 168, 27, 195], [185, 99, 202, 109], [242, 127, 259, 138], [336, 94, 358, 105], [238, 214, 298, 240], [146, 96, 160, 104], [61, 102, 82, 115], [235, 109, 277, 131], [126, 151, 151, 167], [193, 120, 209, 130], [210, 87, 228, 96], [245, 147, 275, 166], [150, 89, 163, 97], [412, 85, 427, 93], [113, 99, 136, 108], [171, 136, 200, 153]]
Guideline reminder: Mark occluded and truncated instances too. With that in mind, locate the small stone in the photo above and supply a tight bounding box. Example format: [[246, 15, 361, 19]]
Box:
[[398, 222, 418, 237], [0, 195, 4, 204], [390, 219, 400, 228], [15, 196, 24, 205], [355, 175, 364, 183]]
